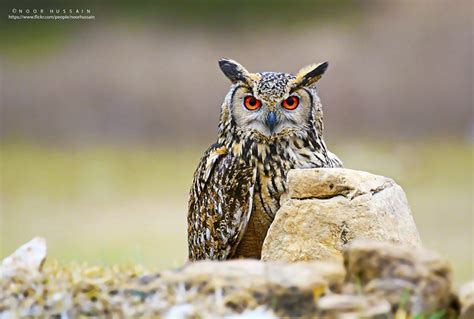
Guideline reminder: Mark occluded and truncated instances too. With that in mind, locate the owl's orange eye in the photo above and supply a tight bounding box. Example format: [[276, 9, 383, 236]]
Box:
[[282, 96, 299, 110], [243, 95, 262, 111]]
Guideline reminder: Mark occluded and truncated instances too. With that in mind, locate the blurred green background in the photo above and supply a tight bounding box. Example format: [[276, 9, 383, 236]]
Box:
[[0, 1, 472, 287]]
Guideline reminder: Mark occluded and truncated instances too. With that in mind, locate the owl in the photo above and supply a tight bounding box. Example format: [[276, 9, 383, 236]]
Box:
[[188, 58, 342, 261]]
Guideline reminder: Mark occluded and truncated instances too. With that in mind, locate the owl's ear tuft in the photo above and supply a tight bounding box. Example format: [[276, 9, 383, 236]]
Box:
[[218, 58, 254, 86], [292, 61, 328, 89]]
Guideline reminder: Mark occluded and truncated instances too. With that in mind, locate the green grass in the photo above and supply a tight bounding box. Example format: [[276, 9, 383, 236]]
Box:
[[1, 140, 472, 286]]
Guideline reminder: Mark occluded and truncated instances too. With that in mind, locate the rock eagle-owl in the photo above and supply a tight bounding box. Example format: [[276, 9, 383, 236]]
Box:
[[188, 58, 342, 260]]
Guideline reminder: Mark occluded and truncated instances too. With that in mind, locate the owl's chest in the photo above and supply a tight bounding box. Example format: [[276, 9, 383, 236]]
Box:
[[252, 143, 318, 218], [232, 136, 327, 219], [232, 139, 326, 258], [253, 159, 291, 220], [233, 146, 313, 258]]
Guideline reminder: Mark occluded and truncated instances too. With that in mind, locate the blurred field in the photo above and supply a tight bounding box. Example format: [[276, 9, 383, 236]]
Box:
[[1, 140, 472, 286], [1, 2, 471, 144]]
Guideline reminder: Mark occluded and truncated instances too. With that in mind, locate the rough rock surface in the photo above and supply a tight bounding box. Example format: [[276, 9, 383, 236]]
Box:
[[262, 168, 422, 262], [0, 238, 459, 318], [344, 240, 455, 315]]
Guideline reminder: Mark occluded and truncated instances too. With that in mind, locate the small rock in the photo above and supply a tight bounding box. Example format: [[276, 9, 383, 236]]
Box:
[[164, 304, 196, 319], [0, 237, 47, 278], [317, 294, 391, 318], [225, 306, 277, 319], [262, 168, 421, 263], [459, 280, 474, 319], [344, 240, 453, 315]]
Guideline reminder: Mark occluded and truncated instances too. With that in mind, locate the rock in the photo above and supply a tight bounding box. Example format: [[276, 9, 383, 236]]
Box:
[[177, 259, 346, 291], [262, 168, 421, 263], [344, 240, 454, 315], [0, 237, 47, 278], [459, 280, 474, 319], [317, 294, 391, 318], [150, 259, 346, 318], [0, 237, 461, 318]]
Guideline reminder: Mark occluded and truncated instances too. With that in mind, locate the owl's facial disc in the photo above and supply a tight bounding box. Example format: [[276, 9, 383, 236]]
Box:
[[231, 83, 313, 138], [219, 58, 329, 140]]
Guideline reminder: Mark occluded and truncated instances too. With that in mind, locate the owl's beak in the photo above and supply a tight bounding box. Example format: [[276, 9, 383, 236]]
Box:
[[266, 111, 277, 134]]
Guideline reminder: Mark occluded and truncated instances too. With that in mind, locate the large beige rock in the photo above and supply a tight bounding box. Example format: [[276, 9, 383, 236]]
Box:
[[262, 168, 421, 263]]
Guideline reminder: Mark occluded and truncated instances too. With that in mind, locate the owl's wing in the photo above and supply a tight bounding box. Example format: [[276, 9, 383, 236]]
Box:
[[327, 151, 343, 168], [188, 143, 256, 260]]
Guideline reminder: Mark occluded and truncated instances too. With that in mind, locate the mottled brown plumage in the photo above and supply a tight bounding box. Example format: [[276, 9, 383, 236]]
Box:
[[188, 59, 342, 261]]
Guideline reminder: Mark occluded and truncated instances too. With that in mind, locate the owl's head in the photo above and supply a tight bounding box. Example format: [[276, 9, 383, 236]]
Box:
[[218, 58, 328, 140]]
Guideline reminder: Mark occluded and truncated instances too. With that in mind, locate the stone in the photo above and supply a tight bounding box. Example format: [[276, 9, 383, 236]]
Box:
[[459, 280, 474, 319], [344, 240, 453, 315], [177, 259, 346, 291], [317, 294, 391, 318], [156, 259, 346, 317], [0, 237, 47, 278], [262, 168, 421, 263]]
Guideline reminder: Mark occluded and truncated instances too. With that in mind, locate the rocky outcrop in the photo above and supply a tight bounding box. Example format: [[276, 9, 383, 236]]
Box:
[[0, 238, 459, 318], [262, 168, 422, 262], [0, 168, 464, 318]]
